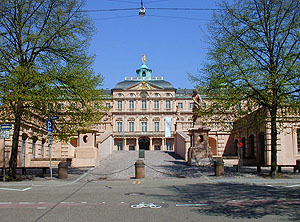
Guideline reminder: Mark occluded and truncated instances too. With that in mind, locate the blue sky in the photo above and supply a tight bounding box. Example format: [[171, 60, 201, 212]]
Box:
[[84, 0, 220, 90]]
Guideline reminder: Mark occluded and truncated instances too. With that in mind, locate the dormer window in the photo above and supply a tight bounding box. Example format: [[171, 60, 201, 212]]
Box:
[[142, 71, 146, 77]]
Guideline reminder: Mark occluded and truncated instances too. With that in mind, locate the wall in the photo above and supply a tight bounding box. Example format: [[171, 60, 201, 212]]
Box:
[[98, 131, 113, 159], [174, 131, 190, 161]]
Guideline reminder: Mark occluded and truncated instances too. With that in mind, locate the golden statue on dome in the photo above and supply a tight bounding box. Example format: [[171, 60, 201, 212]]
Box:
[[142, 54, 146, 64]]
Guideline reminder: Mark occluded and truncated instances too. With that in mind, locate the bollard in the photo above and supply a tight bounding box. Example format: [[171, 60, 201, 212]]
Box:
[[214, 158, 224, 176], [135, 160, 145, 179], [58, 161, 68, 179]]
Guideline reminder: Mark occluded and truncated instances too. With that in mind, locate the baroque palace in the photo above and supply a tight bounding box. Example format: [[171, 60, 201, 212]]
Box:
[[0, 56, 300, 168]]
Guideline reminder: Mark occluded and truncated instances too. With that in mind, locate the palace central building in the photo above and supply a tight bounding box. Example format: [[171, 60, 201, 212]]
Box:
[[107, 56, 194, 152]]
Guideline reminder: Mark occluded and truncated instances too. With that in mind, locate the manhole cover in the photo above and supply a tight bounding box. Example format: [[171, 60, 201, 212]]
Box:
[[124, 192, 145, 196]]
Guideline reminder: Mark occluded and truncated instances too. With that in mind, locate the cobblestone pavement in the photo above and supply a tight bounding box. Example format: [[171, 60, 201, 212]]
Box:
[[85, 151, 213, 181], [82, 151, 300, 182]]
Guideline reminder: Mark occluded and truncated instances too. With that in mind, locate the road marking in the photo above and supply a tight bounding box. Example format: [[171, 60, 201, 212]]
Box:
[[60, 202, 74, 204], [0, 187, 32, 192], [131, 202, 162, 209], [81, 202, 87, 204], [267, 184, 300, 189], [20, 202, 33, 204], [37, 207, 47, 210], [176, 203, 209, 207], [133, 180, 141, 184], [0, 202, 12, 204]]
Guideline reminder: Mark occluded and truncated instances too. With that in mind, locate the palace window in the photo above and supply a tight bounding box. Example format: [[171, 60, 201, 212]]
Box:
[[154, 100, 159, 109], [142, 100, 147, 109], [117, 101, 122, 110], [129, 122, 134, 132], [190, 103, 194, 109], [142, 122, 147, 132], [129, 100, 134, 109], [117, 122, 122, 132], [166, 100, 171, 109], [178, 103, 183, 110], [155, 122, 159, 132], [105, 103, 110, 108]]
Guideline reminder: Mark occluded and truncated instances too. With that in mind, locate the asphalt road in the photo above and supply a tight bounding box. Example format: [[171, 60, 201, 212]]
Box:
[[0, 178, 300, 222]]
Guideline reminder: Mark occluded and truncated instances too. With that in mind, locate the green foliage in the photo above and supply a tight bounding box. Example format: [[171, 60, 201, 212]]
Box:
[[0, 0, 104, 135], [0, 0, 104, 178], [192, 0, 300, 174], [193, 0, 300, 123]]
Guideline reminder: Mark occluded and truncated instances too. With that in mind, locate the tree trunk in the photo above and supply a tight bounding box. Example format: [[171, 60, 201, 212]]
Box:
[[270, 108, 277, 178], [8, 102, 23, 179]]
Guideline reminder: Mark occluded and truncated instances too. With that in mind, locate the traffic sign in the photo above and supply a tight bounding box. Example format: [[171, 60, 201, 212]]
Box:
[[0, 124, 12, 130], [238, 142, 243, 148], [0, 130, 10, 139], [46, 119, 54, 132], [49, 116, 59, 120]]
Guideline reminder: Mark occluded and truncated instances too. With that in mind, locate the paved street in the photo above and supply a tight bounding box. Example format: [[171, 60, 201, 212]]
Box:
[[0, 151, 300, 222], [0, 178, 300, 222]]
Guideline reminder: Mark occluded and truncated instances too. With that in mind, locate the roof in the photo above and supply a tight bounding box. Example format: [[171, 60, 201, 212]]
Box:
[[112, 80, 175, 90]]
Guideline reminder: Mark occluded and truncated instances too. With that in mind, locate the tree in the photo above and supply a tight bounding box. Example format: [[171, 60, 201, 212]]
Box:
[[194, 0, 300, 176], [0, 0, 104, 179]]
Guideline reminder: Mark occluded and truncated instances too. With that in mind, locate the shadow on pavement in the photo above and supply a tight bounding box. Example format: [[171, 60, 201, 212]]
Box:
[[147, 182, 300, 221]]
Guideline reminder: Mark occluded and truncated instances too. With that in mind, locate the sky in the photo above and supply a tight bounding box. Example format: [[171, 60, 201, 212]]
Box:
[[83, 0, 220, 90]]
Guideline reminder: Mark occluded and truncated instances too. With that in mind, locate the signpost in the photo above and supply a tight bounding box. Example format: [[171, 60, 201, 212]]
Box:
[[238, 142, 244, 172], [46, 120, 54, 179], [0, 124, 12, 182]]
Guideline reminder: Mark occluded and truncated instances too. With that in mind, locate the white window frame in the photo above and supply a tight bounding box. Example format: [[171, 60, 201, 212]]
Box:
[[117, 101, 122, 110], [142, 100, 147, 109], [142, 122, 147, 132], [154, 122, 159, 132], [117, 122, 122, 132], [166, 100, 171, 109], [154, 100, 159, 109], [129, 122, 134, 132], [129, 100, 134, 109]]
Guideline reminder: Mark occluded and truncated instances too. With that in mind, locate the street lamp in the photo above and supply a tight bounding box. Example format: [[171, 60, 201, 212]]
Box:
[[139, 0, 145, 17]]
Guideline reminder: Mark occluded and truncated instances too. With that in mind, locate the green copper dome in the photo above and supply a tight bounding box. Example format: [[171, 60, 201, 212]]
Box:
[[136, 55, 152, 80]]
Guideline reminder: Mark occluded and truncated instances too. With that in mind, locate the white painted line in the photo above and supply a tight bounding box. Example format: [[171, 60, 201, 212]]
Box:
[[37, 207, 47, 210], [60, 202, 74, 204], [0, 202, 12, 204], [285, 184, 300, 188], [102, 202, 106, 204], [39, 202, 46, 204], [266, 184, 300, 189], [19, 202, 33, 204], [81, 202, 87, 204], [121, 202, 125, 204], [176, 203, 209, 207], [0, 187, 32, 192]]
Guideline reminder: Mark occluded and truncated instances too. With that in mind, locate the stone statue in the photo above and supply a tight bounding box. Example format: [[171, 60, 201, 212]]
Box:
[[192, 90, 203, 111]]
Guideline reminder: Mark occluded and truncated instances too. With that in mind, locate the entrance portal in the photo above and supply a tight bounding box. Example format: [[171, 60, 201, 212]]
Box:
[[139, 137, 150, 150]]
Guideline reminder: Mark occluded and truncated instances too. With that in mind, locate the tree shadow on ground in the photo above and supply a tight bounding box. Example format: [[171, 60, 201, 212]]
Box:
[[146, 182, 300, 221], [164, 151, 184, 160]]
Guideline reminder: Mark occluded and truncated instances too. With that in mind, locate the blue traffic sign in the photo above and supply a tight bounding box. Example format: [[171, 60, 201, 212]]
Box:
[[0, 124, 12, 130], [46, 120, 53, 132]]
